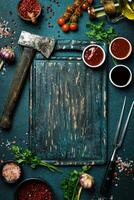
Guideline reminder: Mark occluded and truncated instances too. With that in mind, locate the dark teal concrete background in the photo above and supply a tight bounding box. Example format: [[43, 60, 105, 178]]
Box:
[[0, 0, 134, 199]]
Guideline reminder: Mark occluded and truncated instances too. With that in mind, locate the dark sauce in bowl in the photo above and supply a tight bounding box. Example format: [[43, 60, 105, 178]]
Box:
[[110, 66, 131, 87], [16, 179, 53, 200], [83, 45, 105, 67]]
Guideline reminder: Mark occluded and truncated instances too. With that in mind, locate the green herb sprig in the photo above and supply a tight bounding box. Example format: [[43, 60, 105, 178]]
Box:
[[86, 21, 118, 44], [61, 166, 92, 200], [12, 145, 60, 172]]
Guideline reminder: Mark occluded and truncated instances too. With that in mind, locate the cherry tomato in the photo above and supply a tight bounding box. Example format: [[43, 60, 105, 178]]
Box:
[[62, 24, 70, 32], [57, 17, 65, 26], [70, 23, 78, 31], [66, 5, 75, 14], [82, 2, 89, 10], [87, 0, 93, 4], [73, 1, 80, 8]]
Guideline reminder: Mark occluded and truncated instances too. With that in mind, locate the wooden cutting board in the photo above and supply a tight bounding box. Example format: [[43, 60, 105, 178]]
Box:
[[29, 40, 107, 165]]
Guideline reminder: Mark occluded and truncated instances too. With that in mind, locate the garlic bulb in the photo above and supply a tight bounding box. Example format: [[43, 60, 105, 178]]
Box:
[[0, 46, 15, 70], [0, 46, 15, 63], [79, 173, 94, 189]]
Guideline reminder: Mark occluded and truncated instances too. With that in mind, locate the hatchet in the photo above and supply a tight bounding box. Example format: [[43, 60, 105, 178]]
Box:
[[0, 31, 56, 129]]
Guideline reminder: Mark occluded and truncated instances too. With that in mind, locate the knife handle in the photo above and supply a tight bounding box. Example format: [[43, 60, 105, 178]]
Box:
[[100, 159, 116, 197], [0, 47, 35, 129]]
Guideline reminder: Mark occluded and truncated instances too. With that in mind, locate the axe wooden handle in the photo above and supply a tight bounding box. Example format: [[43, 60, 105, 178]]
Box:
[[0, 47, 35, 129]]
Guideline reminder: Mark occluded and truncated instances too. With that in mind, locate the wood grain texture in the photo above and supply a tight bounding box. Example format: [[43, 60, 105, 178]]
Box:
[[30, 40, 107, 165]]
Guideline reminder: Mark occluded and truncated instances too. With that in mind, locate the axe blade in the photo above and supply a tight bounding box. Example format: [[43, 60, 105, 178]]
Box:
[[18, 31, 56, 58]]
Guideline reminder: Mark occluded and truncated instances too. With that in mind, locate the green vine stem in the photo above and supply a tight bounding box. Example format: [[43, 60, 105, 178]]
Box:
[[77, 186, 83, 200], [71, 179, 79, 200]]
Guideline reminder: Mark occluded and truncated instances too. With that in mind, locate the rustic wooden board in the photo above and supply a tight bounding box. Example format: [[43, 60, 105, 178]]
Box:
[[30, 40, 107, 165]]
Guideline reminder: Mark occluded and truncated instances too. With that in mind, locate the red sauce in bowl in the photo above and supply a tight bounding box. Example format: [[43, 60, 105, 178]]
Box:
[[83, 45, 105, 67], [16, 179, 53, 200], [110, 38, 132, 60]]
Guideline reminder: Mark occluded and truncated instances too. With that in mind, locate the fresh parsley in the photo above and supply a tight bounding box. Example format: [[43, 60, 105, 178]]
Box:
[[12, 145, 60, 172], [61, 166, 92, 200], [86, 21, 118, 44]]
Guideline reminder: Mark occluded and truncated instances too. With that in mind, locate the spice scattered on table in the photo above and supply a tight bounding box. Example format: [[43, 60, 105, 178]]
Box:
[[0, 17, 18, 50], [16, 179, 53, 200], [1, 161, 22, 183], [116, 156, 133, 174], [0, 18, 11, 38], [46, 0, 60, 30], [113, 156, 134, 187]]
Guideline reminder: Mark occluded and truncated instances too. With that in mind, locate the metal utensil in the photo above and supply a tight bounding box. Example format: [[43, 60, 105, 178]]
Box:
[[100, 96, 134, 197]]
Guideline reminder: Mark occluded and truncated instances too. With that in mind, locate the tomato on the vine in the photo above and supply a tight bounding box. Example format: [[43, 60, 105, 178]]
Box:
[[70, 23, 78, 31], [57, 17, 65, 26], [70, 15, 78, 23], [62, 24, 70, 32], [74, 7, 82, 16], [62, 12, 71, 20], [87, 0, 93, 4], [73, 1, 80, 8], [66, 5, 75, 14], [82, 2, 89, 10]]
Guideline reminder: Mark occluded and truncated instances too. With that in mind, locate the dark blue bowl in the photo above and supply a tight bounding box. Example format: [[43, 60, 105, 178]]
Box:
[[15, 177, 54, 200]]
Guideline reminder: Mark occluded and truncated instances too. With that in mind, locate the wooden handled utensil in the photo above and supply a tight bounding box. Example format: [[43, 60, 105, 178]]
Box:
[[0, 31, 55, 129]]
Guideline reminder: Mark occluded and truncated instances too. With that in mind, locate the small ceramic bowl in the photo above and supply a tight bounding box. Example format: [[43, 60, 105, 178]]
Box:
[[82, 44, 106, 68], [17, 0, 42, 24], [109, 37, 132, 60], [0, 160, 23, 184], [15, 178, 54, 200], [109, 64, 132, 88]]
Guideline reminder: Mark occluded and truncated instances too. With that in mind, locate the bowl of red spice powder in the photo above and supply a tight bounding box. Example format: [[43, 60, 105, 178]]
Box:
[[17, 0, 42, 24], [15, 178, 54, 200]]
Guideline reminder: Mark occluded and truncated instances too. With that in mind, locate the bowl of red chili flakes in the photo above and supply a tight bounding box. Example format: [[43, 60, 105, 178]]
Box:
[[17, 0, 42, 24], [15, 178, 54, 200]]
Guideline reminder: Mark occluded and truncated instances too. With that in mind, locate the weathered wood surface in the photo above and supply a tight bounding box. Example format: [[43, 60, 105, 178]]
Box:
[[30, 40, 107, 165]]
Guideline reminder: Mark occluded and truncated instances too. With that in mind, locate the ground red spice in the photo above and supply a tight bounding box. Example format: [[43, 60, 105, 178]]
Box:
[[17, 180, 53, 200], [18, 0, 41, 19]]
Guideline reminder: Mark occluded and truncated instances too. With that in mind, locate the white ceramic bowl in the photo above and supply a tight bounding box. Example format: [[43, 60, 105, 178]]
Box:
[[109, 64, 132, 88], [109, 37, 132, 60], [82, 44, 106, 68]]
